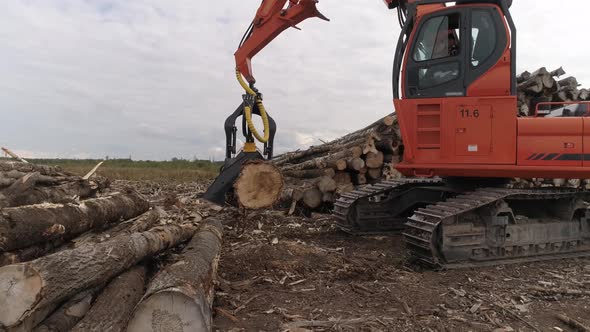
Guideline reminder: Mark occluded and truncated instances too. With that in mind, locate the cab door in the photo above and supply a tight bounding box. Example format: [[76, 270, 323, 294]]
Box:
[[398, 4, 515, 165]]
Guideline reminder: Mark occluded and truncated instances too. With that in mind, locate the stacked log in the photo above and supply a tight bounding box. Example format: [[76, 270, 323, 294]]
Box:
[[517, 67, 589, 116], [0, 161, 225, 332], [0, 161, 109, 208], [274, 115, 402, 212]]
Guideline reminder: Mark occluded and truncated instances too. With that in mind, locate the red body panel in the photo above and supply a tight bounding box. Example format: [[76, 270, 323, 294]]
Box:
[[395, 4, 590, 180]]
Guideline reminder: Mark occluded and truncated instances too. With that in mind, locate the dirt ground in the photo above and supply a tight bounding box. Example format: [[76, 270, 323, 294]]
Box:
[[213, 211, 590, 332], [118, 180, 590, 332]]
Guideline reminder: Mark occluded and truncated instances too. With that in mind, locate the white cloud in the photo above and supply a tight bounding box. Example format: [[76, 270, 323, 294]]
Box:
[[0, 1, 588, 160]]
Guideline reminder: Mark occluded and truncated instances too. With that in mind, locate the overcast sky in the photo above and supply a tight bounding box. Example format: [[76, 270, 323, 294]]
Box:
[[0, 1, 587, 160]]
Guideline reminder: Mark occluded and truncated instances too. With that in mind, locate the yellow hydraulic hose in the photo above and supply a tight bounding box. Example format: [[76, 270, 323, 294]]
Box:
[[236, 70, 270, 143]]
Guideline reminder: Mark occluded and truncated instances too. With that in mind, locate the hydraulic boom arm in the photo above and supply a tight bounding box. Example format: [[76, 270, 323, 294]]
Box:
[[235, 0, 329, 84]]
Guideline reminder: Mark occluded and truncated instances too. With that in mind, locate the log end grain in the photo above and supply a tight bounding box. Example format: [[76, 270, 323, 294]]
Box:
[[234, 161, 283, 209], [302, 188, 323, 209], [126, 291, 208, 332], [0, 264, 42, 328]]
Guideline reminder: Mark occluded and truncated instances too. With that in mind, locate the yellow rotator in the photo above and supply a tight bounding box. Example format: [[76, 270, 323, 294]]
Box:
[[236, 69, 270, 143]]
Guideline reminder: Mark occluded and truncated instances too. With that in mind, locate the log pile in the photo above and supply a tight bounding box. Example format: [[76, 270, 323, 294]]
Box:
[[273, 114, 402, 212], [275, 67, 590, 212], [0, 160, 226, 332], [517, 67, 589, 116]]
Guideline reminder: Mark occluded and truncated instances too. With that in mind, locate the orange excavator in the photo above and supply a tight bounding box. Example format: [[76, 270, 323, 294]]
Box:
[[205, 0, 590, 268]]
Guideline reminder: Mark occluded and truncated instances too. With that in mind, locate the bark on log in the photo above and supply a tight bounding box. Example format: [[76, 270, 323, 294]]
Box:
[[282, 168, 335, 179], [70, 266, 147, 332], [0, 192, 149, 252], [0, 162, 63, 177], [126, 219, 223, 332], [1, 148, 28, 164], [550, 67, 566, 77], [68, 208, 162, 249], [233, 161, 283, 209], [0, 223, 197, 330], [281, 147, 361, 172], [0, 209, 161, 268], [33, 287, 102, 332], [1, 177, 95, 209]]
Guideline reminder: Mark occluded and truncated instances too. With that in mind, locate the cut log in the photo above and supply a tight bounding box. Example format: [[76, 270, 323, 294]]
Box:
[[33, 287, 102, 332], [70, 266, 147, 332], [367, 168, 383, 180], [0, 223, 197, 331], [316, 176, 337, 193], [282, 168, 335, 179], [346, 158, 365, 172], [326, 159, 347, 171], [281, 147, 362, 172], [365, 151, 385, 169], [126, 219, 223, 332], [333, 172, 352, 186], [68, 208, 162, 249], [302, 187, 323, 209], [355, 174, 367, 185], [516, 71, 531, 83], [0, 192, 149, 252], [0, 176, 95, 208], [550, 67, 566, 77], [0, 209, 161, 268], [0, 162, 62, 176], [233, 161, 283, 209]]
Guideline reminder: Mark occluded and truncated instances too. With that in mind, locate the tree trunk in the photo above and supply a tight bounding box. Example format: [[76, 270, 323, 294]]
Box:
[[233, 161, 283, 209], [0, 223, 197, 331], [71, 266, 147, 332], [126, 219, 223, 332], [0, 192, 149, 252]]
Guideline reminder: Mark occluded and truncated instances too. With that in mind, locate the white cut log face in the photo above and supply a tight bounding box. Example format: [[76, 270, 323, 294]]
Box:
[[0, 264, 42, 327], [126, 291, 208, 332], [234, 161, 283, 209]]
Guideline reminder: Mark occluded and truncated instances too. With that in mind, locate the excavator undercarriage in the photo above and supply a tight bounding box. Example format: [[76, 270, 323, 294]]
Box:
[[335, 180, 590, 269]]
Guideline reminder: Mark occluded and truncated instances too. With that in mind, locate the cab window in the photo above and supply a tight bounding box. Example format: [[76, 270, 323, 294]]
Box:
[[413, 14, 461, 62], [471, 10, 497, 67]]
